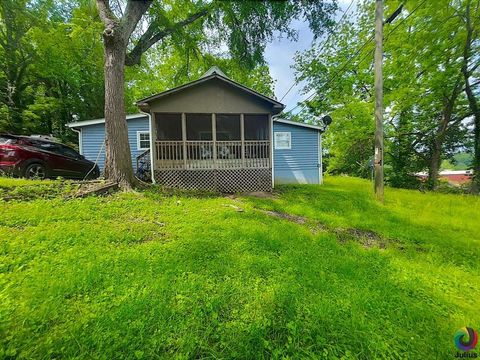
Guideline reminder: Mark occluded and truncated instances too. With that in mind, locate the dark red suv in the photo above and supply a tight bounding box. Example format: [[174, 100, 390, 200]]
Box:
[[0, 134, 99, 180]]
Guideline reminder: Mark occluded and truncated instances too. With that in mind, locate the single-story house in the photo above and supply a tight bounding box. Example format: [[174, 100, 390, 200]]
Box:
[[416, 170, 473, 185], [67, 67, 324, 192]]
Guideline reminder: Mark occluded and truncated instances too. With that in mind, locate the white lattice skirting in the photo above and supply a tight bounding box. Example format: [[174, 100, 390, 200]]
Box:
[[154, 169, 272, 193]]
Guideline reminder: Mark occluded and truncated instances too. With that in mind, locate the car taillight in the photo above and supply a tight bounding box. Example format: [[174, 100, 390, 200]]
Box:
[[0, 144, 18, 160]]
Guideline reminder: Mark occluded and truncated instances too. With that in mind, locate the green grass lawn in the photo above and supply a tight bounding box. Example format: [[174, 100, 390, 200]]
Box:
[[0, 176, 479, 359]]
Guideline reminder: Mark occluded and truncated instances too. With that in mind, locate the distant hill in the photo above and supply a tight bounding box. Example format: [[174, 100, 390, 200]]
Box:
[[441, 152, 472, 170]]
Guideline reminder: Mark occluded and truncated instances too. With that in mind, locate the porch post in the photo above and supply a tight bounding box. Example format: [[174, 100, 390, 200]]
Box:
[[150, 112, 157, 176], [270, 114, 274, 188], [212, 113, 217, 167], [240, 114, 245, 167], [182, 113, 187, 168]]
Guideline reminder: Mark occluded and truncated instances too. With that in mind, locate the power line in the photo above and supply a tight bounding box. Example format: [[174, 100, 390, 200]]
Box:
[[286, 0, 427, 114], [286, 32, 375, 113], [278, 0, 356, 102], [279, 77, 298, 103]]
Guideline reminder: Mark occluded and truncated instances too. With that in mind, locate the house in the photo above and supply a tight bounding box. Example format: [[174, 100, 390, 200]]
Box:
[[67, 67, 324, 192], [416, 170, 473, 185]]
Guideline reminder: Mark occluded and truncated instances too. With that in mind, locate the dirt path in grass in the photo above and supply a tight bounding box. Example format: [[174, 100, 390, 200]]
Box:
[[258, 208, 407, 250]]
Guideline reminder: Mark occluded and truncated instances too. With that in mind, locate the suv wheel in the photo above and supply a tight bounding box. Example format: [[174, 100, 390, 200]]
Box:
[[24, 163, 47, 179]]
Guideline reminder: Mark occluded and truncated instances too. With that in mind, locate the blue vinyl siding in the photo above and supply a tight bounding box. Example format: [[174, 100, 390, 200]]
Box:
[[273, 122, 320, 185], [80, 116, 149, 172]]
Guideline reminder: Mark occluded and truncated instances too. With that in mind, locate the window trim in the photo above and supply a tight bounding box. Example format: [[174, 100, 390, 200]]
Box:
[[137, 131, 150, 150], [274, 131, 291, 150]]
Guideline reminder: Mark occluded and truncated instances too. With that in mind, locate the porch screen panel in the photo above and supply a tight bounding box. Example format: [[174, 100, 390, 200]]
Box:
[[216, 115, 240, 140], [156, 113, 182, 162], [244, 115, 269, 140], [216, 114, 241, 161], [186, 114, 212, 140], [156, 113, 182, 140], [186, 113, 212, 162], [244, 114, 269, 164]]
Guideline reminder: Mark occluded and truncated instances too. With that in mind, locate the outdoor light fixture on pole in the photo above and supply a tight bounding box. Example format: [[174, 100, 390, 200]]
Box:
[[374, 0, 384, 202]]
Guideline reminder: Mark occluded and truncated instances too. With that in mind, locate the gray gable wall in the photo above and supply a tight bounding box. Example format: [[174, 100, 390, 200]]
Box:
[[148, 78, 274, 114]]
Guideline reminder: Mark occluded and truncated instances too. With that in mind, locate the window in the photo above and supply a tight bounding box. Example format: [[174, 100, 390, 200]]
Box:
[[30, 140, 61, 153], [59, 145, 80, 159], [274, 132, 291, 149], [137, 131, 150, 150], [0, 135, 16, 145]]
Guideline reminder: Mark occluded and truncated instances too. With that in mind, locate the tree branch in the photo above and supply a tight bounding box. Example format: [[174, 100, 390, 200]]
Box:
[[125, 6, 210, 66], [115, 0, 124, 17], [461, 79, 480, 95], [121, 0, 152, 42], [96, 0, 117, 25], [466, 61, 480, 77], [96, 0, 119, 39], [385, 131, 426, 138]]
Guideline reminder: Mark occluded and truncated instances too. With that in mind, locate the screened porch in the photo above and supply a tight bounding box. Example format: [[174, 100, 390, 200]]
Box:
[[153, 113, 271, 170]]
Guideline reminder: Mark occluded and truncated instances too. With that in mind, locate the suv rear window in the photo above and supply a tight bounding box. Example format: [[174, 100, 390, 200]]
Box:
[[59, 145, 80, 159], [0, 136, 17, 145], [29, 140, 61, 152], [28, 140, 80, 159]]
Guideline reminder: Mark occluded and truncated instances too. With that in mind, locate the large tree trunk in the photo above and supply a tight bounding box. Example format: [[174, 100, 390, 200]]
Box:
[[428, 103, 454, 190], [465, 77, 480, 192], [102, 31, 137, 189], [462, 0, 480, 193], [427, 67, 463, 190], [96, 0, 152, 189], [428, 137, 443, 190]]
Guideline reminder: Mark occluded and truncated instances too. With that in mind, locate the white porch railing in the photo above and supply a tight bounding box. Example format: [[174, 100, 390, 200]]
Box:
[[155, 140, 270, 170]]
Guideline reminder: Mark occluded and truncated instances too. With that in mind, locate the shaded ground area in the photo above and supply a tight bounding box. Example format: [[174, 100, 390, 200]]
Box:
[[0, 176, 479, 359]]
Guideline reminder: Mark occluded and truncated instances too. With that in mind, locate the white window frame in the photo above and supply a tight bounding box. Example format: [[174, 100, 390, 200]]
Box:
[[137, 131, 150, 150], [274, 131, 291, 150]]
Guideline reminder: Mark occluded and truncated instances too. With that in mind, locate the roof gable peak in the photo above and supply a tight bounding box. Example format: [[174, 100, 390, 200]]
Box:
[[201, 66, 227, 78]]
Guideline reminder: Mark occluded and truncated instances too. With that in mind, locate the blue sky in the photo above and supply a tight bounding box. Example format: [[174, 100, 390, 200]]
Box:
[[264, 0, 357, 112]]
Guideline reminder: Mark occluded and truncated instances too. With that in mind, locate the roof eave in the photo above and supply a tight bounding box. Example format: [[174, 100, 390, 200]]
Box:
[[66, 113, 146, 128], [274, 118, 324, 132], [272, 104, 286, 115]]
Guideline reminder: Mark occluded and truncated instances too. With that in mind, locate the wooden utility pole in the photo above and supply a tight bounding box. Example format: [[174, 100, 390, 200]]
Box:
[[374, 0, 384, 202]]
